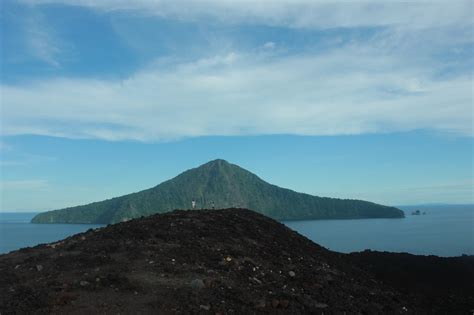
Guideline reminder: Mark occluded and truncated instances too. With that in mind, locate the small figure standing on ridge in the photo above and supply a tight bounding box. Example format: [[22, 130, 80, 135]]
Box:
[[211, 201, 215, 210], [192, 199, 196, 210]]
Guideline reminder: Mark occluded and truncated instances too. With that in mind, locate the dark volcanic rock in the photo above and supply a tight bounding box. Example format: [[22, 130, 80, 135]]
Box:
[[349, 250, 474, 314], [1, 209, 472, 314]]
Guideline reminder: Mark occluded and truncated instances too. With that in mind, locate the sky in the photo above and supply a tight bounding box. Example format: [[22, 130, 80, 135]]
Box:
[[1, 0, 473, 211]]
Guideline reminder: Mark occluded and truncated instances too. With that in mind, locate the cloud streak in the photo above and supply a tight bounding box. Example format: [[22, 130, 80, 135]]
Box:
[[353, 180, 474, 205], [3, 0, 472, 141], [17, 8, 64, 67], [0, 179, 50, 190], [25, 19, 62, 67], [20, 0, 473, 30], [2, 43, 472, 141]]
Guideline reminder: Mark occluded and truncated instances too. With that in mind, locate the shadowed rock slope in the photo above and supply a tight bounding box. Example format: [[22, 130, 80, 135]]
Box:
[[2, 209, 472, 314], [31, 159, 404, 224]]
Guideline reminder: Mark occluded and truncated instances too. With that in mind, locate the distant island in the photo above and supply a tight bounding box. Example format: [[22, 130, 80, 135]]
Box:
[[31, 159, 404, 224]]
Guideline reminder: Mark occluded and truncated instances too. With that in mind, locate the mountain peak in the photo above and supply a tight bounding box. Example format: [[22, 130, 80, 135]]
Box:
[[193, 159, 243, 177], [201, 159, 232, 168], [208, 159, 229, 164], [31, 161, 405, 224]]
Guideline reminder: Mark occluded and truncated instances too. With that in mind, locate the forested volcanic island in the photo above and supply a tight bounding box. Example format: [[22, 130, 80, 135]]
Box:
[[31, 159, 404, 224]]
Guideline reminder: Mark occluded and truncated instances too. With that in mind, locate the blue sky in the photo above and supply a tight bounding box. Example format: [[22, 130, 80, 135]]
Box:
[[1, 0, 473, 211]]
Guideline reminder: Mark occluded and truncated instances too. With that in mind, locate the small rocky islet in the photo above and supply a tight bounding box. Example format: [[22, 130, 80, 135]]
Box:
[[1, 208, 473, 314]]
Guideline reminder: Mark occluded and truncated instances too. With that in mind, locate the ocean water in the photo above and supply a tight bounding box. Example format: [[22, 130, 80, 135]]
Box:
[[284, 205, 474, 257], [0, 212, 103, 254], [0, 205, 473, 256]]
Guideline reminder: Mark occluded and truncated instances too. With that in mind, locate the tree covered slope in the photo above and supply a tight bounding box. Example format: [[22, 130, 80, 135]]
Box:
[[31, 159, 404, 224]]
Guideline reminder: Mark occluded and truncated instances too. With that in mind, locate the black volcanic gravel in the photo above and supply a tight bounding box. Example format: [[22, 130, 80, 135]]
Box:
[[0, 208, 472, 314]]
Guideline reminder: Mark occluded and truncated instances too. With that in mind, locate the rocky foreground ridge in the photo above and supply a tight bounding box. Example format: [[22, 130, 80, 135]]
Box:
[[1, 209, 473, 314]]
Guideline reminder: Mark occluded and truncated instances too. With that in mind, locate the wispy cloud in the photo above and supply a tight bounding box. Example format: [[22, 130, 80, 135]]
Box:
[[0, 154, 57, 167], [0, 179, 50, 190], [8, 6, 65, 68], [351, 180, 474, 205], [2, 41, 472, 140], [25, 16, 62, 67], [20, 0, 473, 30], [23, 11, 62, 68], [3, 0, 472, 141]]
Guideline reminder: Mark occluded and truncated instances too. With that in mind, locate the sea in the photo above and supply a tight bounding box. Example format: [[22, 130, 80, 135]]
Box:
[[0, 205, 472, 257]]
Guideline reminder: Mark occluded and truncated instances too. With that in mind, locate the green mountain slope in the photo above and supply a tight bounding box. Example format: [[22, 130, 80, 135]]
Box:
[[31, 159, 404, 224]]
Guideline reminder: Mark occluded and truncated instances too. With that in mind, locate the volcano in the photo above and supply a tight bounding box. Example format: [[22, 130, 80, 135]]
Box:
[[31, 159, 403, 224]]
